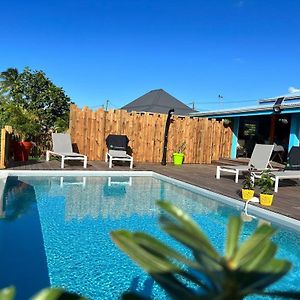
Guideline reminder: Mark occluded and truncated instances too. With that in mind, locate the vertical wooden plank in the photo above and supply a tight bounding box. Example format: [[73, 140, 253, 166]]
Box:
[[0, 128, 6, 169], [201, 118, 208, 163], [196, 118, 202, 164], [69, 104, 76, 136], [184, 116, 192, 163], [157, 113, 164, 163], [206, 119, 213, 163], [168, 115, 177, 162], [73, 106, 80, 152], [148, 113, 156, 162], [86, 108, 92, 158], [98, 108, 107, 160], [126, 111, 134, 158], [89, 110, 96, 160], [136, 113, 144, 162]]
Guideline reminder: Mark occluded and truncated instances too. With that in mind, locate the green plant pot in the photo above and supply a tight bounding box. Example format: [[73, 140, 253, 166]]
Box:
[[173, 153, 184, 165]]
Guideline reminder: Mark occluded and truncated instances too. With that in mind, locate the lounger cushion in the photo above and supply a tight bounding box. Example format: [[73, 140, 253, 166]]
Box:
[[106, 135, 129, 151]]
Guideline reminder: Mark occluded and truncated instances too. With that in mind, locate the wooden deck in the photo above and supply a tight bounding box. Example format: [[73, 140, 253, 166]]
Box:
[[5, 159, 300, 221]]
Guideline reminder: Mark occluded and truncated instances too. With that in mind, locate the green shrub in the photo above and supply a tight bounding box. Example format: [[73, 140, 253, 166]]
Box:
[[242, 169, 255, 190], [112, 201, 300, 299], [257, 171, 274, 195]]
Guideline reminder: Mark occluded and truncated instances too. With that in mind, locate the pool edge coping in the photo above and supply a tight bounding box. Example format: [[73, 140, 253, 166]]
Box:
[[2, 169, 300, 231]]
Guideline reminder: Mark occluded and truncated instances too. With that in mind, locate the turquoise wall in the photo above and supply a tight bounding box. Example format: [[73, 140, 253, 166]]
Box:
[[231, 117, 240, 159], [288, 114, 300, 150]]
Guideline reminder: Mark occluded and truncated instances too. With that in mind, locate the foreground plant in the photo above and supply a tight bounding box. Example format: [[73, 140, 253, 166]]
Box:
[[0, 286, 87, 300], [111, 201, 300, 299]]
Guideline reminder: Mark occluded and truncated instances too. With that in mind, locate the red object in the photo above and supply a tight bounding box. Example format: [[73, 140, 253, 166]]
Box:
[[12, 141, 33, 161], [21, 141, 33, 161]]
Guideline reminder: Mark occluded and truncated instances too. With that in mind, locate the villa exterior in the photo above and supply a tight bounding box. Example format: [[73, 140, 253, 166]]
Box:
[[190, 91, 300, 160]]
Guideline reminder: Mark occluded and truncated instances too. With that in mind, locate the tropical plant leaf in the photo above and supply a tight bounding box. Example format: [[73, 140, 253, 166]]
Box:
[[111, 201, 298, 299], [243, 259, 291, 291], [0, 286, 16, 300], [150, 272, 209, 300], [160, 218, 225, 291], [241, 241, 277, 271], [133, 232, 199, 269], [31, 288, 87, 300], [233, 224, 276, 268], [113, 230, 213, 292], [192, 251, 223, 292], [132, 233, 211, 290], [160, 220, 221, 265], [225, 216, 242, 260], [157, 202, 216, 249], [157, 202, 220, 263], [111, 230, 181, 273]]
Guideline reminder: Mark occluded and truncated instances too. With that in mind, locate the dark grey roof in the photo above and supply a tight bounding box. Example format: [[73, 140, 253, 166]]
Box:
[[121, 89, 196, 115]]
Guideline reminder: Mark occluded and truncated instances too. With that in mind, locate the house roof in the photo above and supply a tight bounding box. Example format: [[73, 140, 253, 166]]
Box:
[[259, 91, 300, 104], [121, 89, 196, 115], [190, 92, 300, 118]]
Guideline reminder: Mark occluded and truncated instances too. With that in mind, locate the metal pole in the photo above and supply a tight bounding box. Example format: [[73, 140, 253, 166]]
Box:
[[161, 108, 174, 165], [105, 100, 109, 111]]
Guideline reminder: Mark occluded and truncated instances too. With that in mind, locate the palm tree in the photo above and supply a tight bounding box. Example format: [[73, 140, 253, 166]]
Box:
[[0, 68, 19, 97]]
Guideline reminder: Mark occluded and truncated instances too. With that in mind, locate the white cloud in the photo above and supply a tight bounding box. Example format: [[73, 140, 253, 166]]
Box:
[[288, 86, 300, 94]]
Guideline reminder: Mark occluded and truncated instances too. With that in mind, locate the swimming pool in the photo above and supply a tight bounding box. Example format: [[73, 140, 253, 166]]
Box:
[[0, 171, 300, 299]]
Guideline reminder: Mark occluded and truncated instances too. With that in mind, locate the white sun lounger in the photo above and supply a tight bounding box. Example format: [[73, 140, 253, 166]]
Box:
[[105, 150, 133, 169], [259, 170, 300, 193], [216, 144, 274, 183], [46, 133, 87, 169]]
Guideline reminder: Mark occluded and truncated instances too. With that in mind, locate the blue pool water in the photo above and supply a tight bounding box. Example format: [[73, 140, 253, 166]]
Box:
[[0, 175, 300, 299]]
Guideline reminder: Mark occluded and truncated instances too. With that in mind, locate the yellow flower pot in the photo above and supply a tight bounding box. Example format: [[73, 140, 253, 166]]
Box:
[[260, 194, 274, 206], [241, 189, 255, 200]]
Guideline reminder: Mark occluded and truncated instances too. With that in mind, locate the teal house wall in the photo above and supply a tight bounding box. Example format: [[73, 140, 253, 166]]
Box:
[[289, 114, 300, 151], [231, 117, 240, 159]]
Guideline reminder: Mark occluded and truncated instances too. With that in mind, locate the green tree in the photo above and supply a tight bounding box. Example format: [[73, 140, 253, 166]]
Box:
[[0, 102, 41, 140], [0, 67, 72, 132], [0, 68, 19, 97]]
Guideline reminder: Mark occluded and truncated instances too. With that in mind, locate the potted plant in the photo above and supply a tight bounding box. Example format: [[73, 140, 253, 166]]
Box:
[[241, 170, 255, 200], [257, 170, 275, 206], [173, 142, 186, 165], [1, 103, 41, 161]]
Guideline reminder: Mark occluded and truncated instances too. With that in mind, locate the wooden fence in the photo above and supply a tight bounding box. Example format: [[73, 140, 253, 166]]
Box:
[[69, 104, 232, 164], [0, 126, 12, 169]]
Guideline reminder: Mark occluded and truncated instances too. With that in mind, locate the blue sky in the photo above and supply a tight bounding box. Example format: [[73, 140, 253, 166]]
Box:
[[1, 0, 300, 111]]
